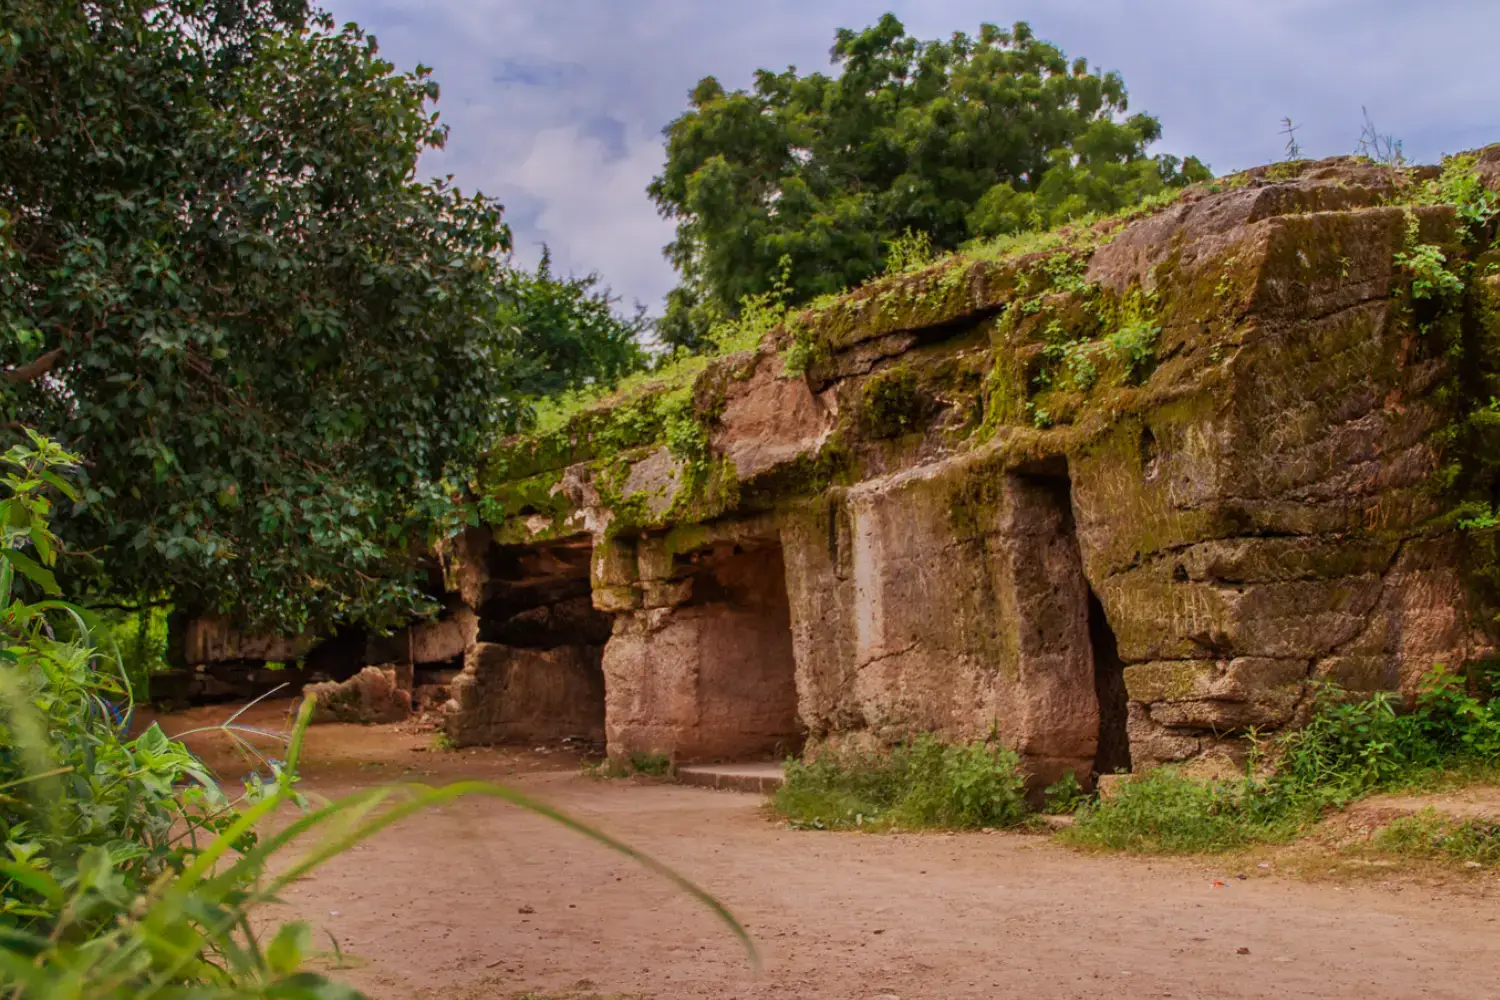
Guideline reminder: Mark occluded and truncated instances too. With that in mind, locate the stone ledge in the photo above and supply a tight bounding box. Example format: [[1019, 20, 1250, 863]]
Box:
[[677, 763, 786, 794]]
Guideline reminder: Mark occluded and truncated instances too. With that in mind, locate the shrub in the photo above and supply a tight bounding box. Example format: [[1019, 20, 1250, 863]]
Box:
[[776, 735, 1027, 831], [1065, 771, 1306, 853], [1068, 666, 1500, 854], [1043, 771, 1086, 815]]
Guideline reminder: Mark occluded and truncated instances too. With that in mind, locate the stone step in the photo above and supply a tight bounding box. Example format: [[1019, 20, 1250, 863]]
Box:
[[677, 762, 786, 794]]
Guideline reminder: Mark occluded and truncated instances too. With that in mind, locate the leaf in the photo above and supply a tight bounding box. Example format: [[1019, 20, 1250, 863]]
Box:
[[266, 920, 313, 975], [1, 549, 59, 595], [27, 525, 53, 566], [0, 859, 63, 906], [39, 471, 78, 502]]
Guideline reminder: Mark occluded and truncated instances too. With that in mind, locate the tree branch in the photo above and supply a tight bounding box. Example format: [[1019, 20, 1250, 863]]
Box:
[[5, 348, 65, 383]]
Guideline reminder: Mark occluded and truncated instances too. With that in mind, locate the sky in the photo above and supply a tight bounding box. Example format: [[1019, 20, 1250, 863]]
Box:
[[321, 0, 1500, 312]]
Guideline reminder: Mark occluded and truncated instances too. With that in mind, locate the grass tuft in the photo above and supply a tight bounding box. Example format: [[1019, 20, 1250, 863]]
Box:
[[776, 735, 1028, 831]]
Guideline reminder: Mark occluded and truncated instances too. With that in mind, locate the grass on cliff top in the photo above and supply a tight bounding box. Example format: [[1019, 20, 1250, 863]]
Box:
[[520, 152, 1445, 446], [521, 185, 1206, 441]]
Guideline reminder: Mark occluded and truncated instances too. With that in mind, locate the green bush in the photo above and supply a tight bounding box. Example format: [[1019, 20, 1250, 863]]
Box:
[[776, 735, 1028, 831], [1042, 771, 1087, 815], [1068, 667, 1500, 854], [1065, 771, 1306, 853]]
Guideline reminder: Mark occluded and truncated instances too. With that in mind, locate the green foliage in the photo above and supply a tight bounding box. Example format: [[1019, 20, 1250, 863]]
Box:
[[1427, 154, 1500, 235], [776, 735, 1028, 831], [883, 230, 937, 275], [1406, 155, 1500, 613], [1040, 321, 1159, 394], [1395, 228, 1465, 305], [498, 248, 649, 402], [628, 752, 673, 777], [583, 752, 673, 779], [88, 606, 172, 704], [860, 368, 925, 439], [1065, 770, 1299, 853], [1368, 811, 1500, 867], [650, 14, 1207, 349], [0, 432, 281, 939], [0, 0, 522, 635], [1068, 668, 1500, 854], [1043, 771, 1086, 815], [1105, 321, 1163, 383]]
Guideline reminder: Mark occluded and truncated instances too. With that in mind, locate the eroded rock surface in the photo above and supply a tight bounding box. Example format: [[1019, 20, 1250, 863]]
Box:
[[305, 666, 412, 724], [260, 152, 1500, 782]]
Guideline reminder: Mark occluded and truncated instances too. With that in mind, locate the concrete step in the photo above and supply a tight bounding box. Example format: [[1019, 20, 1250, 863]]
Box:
[[677, 762, 785, 794]]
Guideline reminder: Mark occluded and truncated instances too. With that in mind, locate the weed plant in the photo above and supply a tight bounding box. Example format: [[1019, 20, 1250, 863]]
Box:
[[776, 734, 1027, 831], [1367, 811, 1500, 866], [1067, 667, 1500, 854]]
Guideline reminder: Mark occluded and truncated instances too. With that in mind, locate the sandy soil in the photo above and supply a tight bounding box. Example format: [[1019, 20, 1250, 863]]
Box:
[[144, 701, 1500, 1000]]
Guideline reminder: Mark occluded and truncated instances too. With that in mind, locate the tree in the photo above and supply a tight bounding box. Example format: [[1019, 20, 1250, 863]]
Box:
[[498, 249, 649, 403], [0, 0, 521, 634], [648, 15, 1210, 351]]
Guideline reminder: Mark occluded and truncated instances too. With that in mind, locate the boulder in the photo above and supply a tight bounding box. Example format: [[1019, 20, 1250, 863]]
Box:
[[305, 666, 411, 724]]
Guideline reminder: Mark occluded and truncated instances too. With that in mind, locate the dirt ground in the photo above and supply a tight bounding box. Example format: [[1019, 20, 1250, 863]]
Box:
[[144, 700, 1500, 1000]]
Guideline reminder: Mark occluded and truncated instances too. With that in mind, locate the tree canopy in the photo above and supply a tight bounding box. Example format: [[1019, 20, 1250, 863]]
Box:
[[498, 249, 648, 403], [0, 0, 534, 633], [649, 15, 1210, 351]]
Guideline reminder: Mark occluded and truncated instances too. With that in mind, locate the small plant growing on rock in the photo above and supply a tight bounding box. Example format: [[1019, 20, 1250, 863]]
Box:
[[629, 752, 674, 777], [860, 368, 926, 439], [884, 229, 936, 275]]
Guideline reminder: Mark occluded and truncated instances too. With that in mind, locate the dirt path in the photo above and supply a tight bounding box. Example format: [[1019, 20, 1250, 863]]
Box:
[[147, 703, 1500, 1000]]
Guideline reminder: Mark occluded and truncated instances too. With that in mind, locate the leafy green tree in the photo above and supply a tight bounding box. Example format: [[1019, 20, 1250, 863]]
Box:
[[499, 249, 648, 403], [0, 0, 523, 634], [649, 15, 1210, 351]]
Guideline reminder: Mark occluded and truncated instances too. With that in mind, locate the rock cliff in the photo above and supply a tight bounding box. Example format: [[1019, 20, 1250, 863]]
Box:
[[302, 151, 1500, 786]]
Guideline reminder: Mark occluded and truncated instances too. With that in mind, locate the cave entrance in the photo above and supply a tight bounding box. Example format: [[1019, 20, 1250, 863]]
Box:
[[1089, 589, 1132, 776], [670, 539, 805, 761], [1015, 459, 1132, 781], [453, 538, 612, 745]]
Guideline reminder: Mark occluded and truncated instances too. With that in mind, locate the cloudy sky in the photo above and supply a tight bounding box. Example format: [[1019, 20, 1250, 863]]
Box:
[[322, 0, 1499, 312]]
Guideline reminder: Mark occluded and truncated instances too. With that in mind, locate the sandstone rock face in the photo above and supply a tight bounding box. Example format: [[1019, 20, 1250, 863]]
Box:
[[436, 537, 614, 746], [180, 617, 312, 665], [410, 608, 477, 664], [603, 543, 802, 762], [450, 153, 1497, 777], [306, 666, 412, 724], [444, 642, 604, 746], [712, 352, 836, 480], [781, 460, 1099, 785]]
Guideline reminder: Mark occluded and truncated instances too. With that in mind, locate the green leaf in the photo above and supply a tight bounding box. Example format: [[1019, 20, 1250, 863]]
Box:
[[38, 471, 78, 502], [266, 920, 313, 975], [0, 860, 63, 906], [1, 549, 58, 595]]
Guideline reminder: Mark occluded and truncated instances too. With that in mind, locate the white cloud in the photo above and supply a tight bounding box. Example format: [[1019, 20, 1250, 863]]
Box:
[[325, 0, 1500, 310], [508, 125, 676, 306]]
